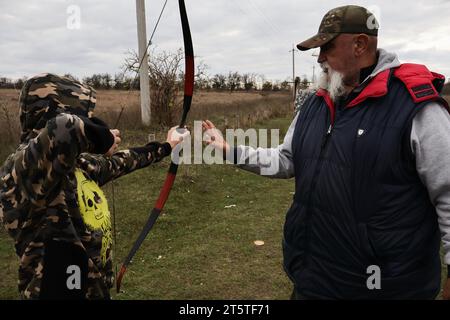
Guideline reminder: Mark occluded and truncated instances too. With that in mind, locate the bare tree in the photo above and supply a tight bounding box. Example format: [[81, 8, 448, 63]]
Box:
[[242, 73, 257, 92], [227, 71, 241, 93], [211, 74, 227, 90], [262, 81, 273, 91], [194, 60, 209, 90], [272, 81, 281, 91], [103, 73, 112, 89], [0, 77, 12, 88], [123, 48, 184, 126], [280, 80, 291, 91]]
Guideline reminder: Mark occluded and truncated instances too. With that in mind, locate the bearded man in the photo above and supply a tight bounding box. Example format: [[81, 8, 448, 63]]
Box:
[[202, 5, 450, 299]]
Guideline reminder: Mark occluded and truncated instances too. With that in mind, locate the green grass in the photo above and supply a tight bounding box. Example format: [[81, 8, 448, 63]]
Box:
[[108, 116, 295, 299], [0, 234, 19, 300], [110, 165, 294, 299]]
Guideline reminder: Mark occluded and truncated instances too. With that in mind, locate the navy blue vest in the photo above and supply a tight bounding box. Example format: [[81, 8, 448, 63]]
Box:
[[284, 67, 446, 299]]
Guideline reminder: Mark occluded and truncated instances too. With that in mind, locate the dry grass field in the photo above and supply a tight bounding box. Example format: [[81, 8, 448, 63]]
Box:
[[0, 88, 293, 161]]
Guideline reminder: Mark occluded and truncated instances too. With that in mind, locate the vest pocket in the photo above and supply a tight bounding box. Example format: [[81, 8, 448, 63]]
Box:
[[284, 201, 299, 239], [283, 201, 308, 247], [283, 201, 307, 282]]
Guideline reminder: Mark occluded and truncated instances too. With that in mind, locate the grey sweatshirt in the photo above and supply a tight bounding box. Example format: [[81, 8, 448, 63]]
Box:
[[232, 49, 450, 266]]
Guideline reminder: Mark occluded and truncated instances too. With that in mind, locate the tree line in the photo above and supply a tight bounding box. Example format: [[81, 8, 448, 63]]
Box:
[[0, 72, 310, 92], [2, 73, 448, 94], [79, 70, 312, 92], [0, 74, 140, 91]]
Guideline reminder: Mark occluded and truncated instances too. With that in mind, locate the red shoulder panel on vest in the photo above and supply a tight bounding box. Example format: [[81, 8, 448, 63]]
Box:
[[393, 63, 443, 103]]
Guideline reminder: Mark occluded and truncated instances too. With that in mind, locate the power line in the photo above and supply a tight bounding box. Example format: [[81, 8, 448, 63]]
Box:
[[229, 0, 281, 45], [247, 0, 282, 35], [148, 0, 169, 46]]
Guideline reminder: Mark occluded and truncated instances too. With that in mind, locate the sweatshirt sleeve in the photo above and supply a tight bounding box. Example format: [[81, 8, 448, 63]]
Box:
[[1, 113, 113, 203], [226, 112, 299, 178], [77, 142, 172, 186], [411, 101, 450, 272]]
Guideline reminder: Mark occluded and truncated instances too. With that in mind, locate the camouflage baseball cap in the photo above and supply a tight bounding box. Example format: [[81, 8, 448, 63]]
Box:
[[297, 5, 379, 51]]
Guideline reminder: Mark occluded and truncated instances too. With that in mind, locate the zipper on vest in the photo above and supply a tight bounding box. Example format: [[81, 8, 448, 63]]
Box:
[[303, 122, 334, 267], [321, 124, 333, 150]]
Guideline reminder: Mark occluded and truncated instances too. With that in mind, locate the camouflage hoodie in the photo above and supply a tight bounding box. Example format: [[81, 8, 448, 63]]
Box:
[[0, 73, 171, 299]]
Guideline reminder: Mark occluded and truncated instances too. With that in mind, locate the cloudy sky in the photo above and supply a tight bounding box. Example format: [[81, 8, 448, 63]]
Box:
[[1, 0, 450, 83]]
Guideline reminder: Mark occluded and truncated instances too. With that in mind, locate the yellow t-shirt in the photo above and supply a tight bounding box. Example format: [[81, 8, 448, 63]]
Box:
[[75, 169, 112, 265]]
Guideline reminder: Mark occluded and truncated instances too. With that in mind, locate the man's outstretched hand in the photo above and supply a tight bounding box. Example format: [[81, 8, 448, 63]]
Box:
[[202, 120, 230, 154]]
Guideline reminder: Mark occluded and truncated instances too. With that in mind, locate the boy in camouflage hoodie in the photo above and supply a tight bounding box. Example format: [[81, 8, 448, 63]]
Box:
[[0, 73, 187, 299]]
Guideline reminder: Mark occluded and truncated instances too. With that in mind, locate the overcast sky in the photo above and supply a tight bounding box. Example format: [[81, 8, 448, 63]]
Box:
[[1, 0, 450, 83]]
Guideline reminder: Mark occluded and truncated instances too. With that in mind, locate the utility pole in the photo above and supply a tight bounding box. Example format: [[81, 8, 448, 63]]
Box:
[[312, 65, 316, 85], [136, 0, 151, 126], [311, 49, 319, 87], [290, 45, 296, 99]]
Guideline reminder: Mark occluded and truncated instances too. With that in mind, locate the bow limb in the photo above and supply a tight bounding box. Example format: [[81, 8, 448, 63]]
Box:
[[116, 0, 194, 293]]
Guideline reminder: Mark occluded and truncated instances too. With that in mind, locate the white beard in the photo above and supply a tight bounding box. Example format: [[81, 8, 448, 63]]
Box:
[[316, 62, 346, 102]]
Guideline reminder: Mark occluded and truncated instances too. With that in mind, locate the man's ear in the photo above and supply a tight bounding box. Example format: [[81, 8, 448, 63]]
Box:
[[353, 34, 370, 57]]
